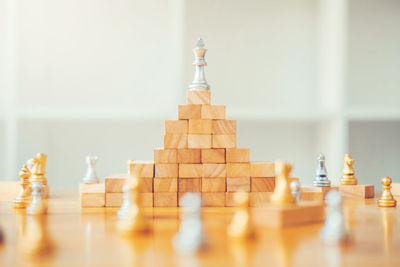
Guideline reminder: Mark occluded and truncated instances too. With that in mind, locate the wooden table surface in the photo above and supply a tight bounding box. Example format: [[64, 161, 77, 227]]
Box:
[[0, 190, 399, 267]]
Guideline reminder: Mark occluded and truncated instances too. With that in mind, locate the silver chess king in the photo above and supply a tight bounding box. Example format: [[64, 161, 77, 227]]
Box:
[[189, 38, 210, 91]]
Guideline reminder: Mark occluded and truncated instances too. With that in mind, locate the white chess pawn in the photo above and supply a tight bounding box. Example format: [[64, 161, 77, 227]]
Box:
[[27, 182, 47, 215], [290, 180, 301, 201], [320, 190, 349, 244], [83, 156, 99, 184], [173, 193, 205, 254], [118, 183, 131, 219]]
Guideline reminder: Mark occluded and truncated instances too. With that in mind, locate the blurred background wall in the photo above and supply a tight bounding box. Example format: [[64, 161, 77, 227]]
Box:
[[0, 0, 399, 187]]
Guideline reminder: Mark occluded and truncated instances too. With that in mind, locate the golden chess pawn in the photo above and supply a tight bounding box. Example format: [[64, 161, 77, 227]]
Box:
[[270, 161, 296, 205], [378, 177, 397, 208], [340, 153, 357, 185], [30, 153, 48, 185], [227, 192, 254, 239], [13, 164, 32, 208]]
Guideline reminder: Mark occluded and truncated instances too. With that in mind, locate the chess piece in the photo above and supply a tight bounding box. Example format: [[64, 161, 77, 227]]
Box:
[[13, 164, 32, 208], [270, 161, 296, 205], [320, 190, 349, 244], [118, 183, 132, 219], [173, 193, 205, 254], [189, 38, 210, 91], [378, 177, 397, 208], [30, 153, 48, 185], [20, 215, 54, 257], [26, 182, 47, 215], [290, 180, 301, 201], [227, 192, 254, 239], [313, 154, 331, 187], [83, 156, 99, 184], [340, 153, 357, 185]]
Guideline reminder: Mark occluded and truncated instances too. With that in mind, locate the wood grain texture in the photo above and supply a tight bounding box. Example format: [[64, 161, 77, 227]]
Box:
[[339, 184, 375, 199], [201, 148, 225, 163], [154, 192, 177, 207], [212, 120, 236, 134], [155, 164, 178, 178], [105, 193, 123, 207], [105, 175, 127, 193], [79, 183, 105, 207], [128, 160, 154, 178], [225, 192, 249, 207], [201, 105, 225, 119], [164, 120, 188, 134], [227, 163, 250, 178], [164, 134, 188, 149], [226, 148, 249, 163], [251, 177, 275, 192], [188, 119, 212, 134], [250, 162, 275, 177], [178, 178, 201, 192], [202, 164, 226, 178], [178, 104, 202, 119], [140, 193, 153, 207], [187, 90, 211, 105], [212, 135, 236, 148], [300, 185, 338, 200], [227, 177, 250, 192], [201, 192, 225, 207], [154, 148, 177, 164], [201, 178, 226, 192], [178, 164, 202, 178], [188, 134, 212, 149], [177, 149, 201, 163], [140, 178, 153, 193], [154, 178, 177, 192], [249, 192, 272, 207]]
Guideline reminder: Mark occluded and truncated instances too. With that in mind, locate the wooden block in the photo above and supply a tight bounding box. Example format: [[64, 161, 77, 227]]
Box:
[[0, 181, 20, 201], [226, 148, 249, 163], [188, 119, 212, 134], [188, 134, 212, 149], [226, 192, 250, 207], [178, 178, 201, 192], [140, 193, 153, 207], [178, 192, 201, 207], [187, 90, 211, 105], [338, 184, 375, 199], [201, 105, 225, 119], [105, 193, 123, 207], [212, 135, 236, 148], [179, 164, 202, 178], [201, 178, 226, 192], [165, 120, 188, 134], [177, 149, 201, 163], [128, 160, 154, 178], [251, 177, 275, 192], [201, 148, 225, 163], [164, 134, 188, 149], [178, 105, 202, 119], [227, 163, 250, 178], [105, 174, 127, 193], [154, 193, 178, 207], [201, 192, 225, 207], [79, 183, 105, 207], [155, 164, 178, 178], [154, 178, 177, 192], [250, 162, 275, 177], [203, 164, 226, 178], [140, 178, 153, 193], [392, 183, 400, 196], [212, 120, 236, 134], [154, 148, 177, 163], [253, 202, 325, 228], [249, 192, 273, 207], [300, 185, 338, 201], [300, 191, 324, 202], [227, 177, 250, 192]]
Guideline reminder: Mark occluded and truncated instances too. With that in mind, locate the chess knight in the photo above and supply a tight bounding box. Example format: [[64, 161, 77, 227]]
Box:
[[30, 153, 48, 185], [340, 153, 357, 185]]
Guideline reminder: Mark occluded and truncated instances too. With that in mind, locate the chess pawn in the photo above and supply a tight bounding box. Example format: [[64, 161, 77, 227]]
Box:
[[30, 153, 48, 185], [340, 153, 357, 185], [377, 177, 397, 208], [320, 190, 349, 244], [189, 38, 210, 91], [270, 161, 296, 205], [20, 215, 54, 257], [27, 182, 47, 215], [313, 154, 331, 187], [290, 180, 301, 202], [118, 183, 132, 219], [13, 164, 32, 208], [83, 156, 99, 184], [227, 192, 254, 239]]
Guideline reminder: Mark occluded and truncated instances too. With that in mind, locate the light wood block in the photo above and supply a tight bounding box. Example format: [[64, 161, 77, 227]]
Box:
[[227, 163, 250, 178], [178, 178, 201, 192], [164, 134, 188, 149], [179, 164, 202, 178], [227, 177, 250, 192], [177, 149, 201, 163], [226, 148, 249, 163], [154, 178, 177, 192], [201, 178, 226, 192], [154, 193, 178, 207], [250, 162, 275, 177], [201, 192, 225, 207], [187, 90, 211, 105], [140, 178, 153, 193], [188, 119, 212, 134], [165, 120, 188, 134], [249, 192, 273, 207], [212, 120, 236, 134], [105, 174, 127, 193], [251, 177, 275, 192], [203, 164, 226, 178], [226, 192, 250, 207], [392, 183, 400, 196], [140, 193, 153, 207], [212, 135, 236, 148], [0, 181, 20, 201], [178, 105, 202, 119], [338, 184, 375, 199], [105, 193, 123, 207], [128, 160, 154, 178], [154, 148, 177, 164], [79, 183, 105, 207], [155, 164, 178, 178], [201, 105, 225, 119], [253, 202, 325, 228], [300, 185, 338, 201], [300, 191, 324, 202], [201, 148, 225, 163], [188, 134, 212, 149]]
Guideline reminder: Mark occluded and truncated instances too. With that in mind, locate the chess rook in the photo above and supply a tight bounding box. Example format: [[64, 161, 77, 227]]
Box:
[[313, 154, 331, 187], [189, 38, 210, 91], [83, 156, 100, 184], [340, 153, 357, 185], [378, 177, 397, 208]]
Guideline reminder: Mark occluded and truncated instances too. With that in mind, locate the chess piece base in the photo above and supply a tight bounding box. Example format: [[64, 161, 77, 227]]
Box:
[[312, 180, 331, 187], [340, 178, 357, 185], [27, 205, 47, 215], [13, 198, 30, 208], [378, 198, 397, 208], [338, 184, 375, 199]]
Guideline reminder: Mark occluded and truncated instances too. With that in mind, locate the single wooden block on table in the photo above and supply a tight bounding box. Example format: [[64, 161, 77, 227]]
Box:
[[338, 184, 375, 199], [105, 174, 127, 193], [226, 148, 249, 163], [105, 193, 123, 207], [178, 105, 202, 119], [226, 192, 250, 207], [227, 163, 250, 178], [201, 178, 226, 192], [154, 148, 177, 163], [203, 164, 226, 178], [155, 164, 178, 178], [164, 120, 188, 134], [201, 105, 226, 119], [187, 90, 211, 105], [179, 164, 202, 178], [188, 119, 212, 134], [188, 134, 212, 149], [178, 192, 201, 207], [249, 192, 272, 207], [227, 177, 250, 192], [251, 177, 275, 192], [177, 149, 201, 163], [212, 120, 236, 134], [201, 148, 225, 163], [178, 178, 201, 192], [154, 192, 178, 207], [201, 192, 225, 207], [79, 183, 105, 207], [300, 185, 337, 201], [128, 160, 154, 178], [154, 178, 177, 192], [250, 162, 275, 177], [212, 135, 236, 148], [164, 134, 188, 149]]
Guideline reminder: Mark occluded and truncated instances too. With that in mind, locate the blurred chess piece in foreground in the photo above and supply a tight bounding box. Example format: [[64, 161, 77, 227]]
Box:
[[83, 156, 100, 184], [13, 164, 32, 208], [290, 180, 301, 202], [340, 154, 357, 185], [20, 215, 54, 257], [228, 192, 254, 239], [270, 161, 296, 205], [378, 177, 397, 208], [27, 182, 47, 215], [313, 154, 331, 187]]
